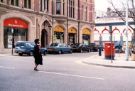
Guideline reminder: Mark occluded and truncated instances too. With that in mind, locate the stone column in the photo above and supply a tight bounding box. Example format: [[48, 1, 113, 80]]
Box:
[[64, 28, 68, 44], [91, 29, 94, 43], [28, 26, 36, 41], [0, 22, 4, 49], [79, 29, 82, 43]]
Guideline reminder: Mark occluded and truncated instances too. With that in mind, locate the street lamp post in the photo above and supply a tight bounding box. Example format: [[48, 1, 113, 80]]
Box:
[[99, 34, 102, 56], [109, 26, 113, 62], [11, 28, 14, 55], [125, 0, 129, 61]]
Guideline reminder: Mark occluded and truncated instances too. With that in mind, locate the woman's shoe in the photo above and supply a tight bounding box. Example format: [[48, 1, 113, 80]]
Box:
[[34, 68, 38, 71]]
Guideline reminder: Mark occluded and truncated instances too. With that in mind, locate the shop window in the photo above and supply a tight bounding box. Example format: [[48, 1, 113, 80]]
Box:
[[24, 0, 31, 9], [11, 0, 19, 6], [4, 27, 28, 48]]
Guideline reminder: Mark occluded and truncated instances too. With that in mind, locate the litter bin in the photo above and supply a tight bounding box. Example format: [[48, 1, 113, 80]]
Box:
[[104, 42, 115, 60]]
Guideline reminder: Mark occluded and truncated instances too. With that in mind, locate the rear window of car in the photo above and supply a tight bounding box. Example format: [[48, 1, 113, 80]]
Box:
[[16, 42, 25, 47], [50, 43, 58, 47], [26, 43, 34, 47]]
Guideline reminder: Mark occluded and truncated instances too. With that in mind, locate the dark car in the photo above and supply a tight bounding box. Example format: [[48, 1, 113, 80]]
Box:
[[47, 43, 72, 54], [71, 43, 90, 53], [15, 41, 47, 56], [89, 43, 98, 52]]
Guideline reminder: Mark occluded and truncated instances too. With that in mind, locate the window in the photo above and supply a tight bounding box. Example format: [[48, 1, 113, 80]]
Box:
[[63, 0, 65, 15], [40, 0, 49, 12], [81, 5, 84, 20], [56, 0, 61, 14], [24, 0, 31, 9], [11, 0, 19, 6], [84, 7, 87, 21], [0, 0, 3, 3], [69, 0, 75, 18]]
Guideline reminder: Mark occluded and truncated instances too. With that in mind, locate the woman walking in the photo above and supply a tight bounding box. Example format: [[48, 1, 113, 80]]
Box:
[[33, 39, 43, 71]]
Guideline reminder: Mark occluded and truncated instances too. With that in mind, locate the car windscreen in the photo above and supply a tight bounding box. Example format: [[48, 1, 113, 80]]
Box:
[[26, 43, 34, 48]]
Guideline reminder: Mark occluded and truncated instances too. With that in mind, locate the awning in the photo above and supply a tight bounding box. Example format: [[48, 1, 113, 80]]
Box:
[[68, 28, 77, 33], [4, 18, 28, 29], [54, 26, 64, 32], [82, 28, 91, 35]]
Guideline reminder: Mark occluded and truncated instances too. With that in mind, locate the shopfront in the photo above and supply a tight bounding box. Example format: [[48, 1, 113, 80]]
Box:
[[82, 28, 91, 45], [53, 25, 64, 43], [4, 18, 28, 48], [68, 27, 77, 45]]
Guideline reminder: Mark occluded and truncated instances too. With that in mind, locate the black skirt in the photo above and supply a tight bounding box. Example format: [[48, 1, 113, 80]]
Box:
[[34, 54, 43, 65]]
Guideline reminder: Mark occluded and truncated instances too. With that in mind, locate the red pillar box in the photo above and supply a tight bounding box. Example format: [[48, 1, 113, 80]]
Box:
[[104, 42, 115, 60]]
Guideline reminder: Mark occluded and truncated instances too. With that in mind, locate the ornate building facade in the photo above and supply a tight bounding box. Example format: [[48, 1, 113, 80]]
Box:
[[0, 0, 94, 49]]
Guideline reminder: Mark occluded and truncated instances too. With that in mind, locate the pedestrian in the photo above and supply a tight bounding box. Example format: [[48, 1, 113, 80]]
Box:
[[33, 39, 43, 71]]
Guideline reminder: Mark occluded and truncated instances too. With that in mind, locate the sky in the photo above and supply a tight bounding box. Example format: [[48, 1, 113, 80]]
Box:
[[95, 0, 109, 12], [95, 0, 125, 12]]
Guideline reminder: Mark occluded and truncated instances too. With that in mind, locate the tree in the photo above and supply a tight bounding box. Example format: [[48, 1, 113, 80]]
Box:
[[108, 0, 135, 54]]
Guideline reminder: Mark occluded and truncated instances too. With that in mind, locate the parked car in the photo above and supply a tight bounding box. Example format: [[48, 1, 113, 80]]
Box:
[[89, 43, 98, 52], [71, 43, 90, 53], [15, 41, 47, 56], [47, 43, 72, 54]]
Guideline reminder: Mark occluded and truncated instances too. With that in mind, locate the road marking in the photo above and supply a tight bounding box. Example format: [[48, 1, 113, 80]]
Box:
[[39, 71, 105, 80], [0, 66, 15, 70], [75, 57, 93, 65], [75, 60, 88, 65]]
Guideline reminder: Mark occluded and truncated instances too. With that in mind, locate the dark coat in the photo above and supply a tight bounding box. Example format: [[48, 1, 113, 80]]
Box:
[[33, 45, 43, 65]]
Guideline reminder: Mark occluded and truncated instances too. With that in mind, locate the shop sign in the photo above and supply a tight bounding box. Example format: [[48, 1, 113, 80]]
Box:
[[4, 18, 28, 29]]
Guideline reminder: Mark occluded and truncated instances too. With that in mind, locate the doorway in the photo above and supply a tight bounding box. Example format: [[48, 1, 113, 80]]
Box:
[[41, 29, 48, 47]]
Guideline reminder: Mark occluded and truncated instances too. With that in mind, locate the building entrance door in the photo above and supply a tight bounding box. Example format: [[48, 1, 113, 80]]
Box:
[[41, 29, 48, 47], [68, 33, 76, 45]]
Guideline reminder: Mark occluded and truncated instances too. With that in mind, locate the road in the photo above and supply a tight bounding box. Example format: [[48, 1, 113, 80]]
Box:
[[0, 52, 135, 91]]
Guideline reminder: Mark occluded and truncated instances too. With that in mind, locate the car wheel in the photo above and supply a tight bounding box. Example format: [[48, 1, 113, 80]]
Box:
[[28, 52, 33, 56], [80, 49, 83, 53], [19, 53, 23, 56], [58, 50, 62, 54], [43, 51, 46, 55], [69, 50, 72, 53]]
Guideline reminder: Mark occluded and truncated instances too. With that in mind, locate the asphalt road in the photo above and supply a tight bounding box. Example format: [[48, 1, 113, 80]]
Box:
[[0, 52, 135, 91]]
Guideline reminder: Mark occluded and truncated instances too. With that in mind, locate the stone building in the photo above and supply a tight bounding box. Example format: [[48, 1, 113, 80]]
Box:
[[0, 0, 94, 49]]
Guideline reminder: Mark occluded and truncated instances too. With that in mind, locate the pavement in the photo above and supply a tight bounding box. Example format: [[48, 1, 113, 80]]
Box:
[[82, 52, 135, 69]]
